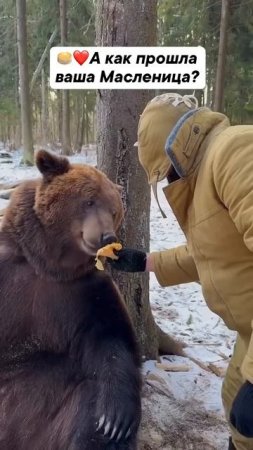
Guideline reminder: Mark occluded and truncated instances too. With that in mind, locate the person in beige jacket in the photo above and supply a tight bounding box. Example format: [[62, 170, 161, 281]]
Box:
[[109, 93, 253, 450]]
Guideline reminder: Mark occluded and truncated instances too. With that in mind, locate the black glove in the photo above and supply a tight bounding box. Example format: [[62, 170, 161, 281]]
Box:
[[230, 381, 253, 437], [108, 248, 147, 272]]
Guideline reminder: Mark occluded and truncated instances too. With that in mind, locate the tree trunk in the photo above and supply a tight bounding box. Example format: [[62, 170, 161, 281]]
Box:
[[57, 92, 62, 144], [96, 0, 183, 359], [213, 0, 230, 112], [14, 15, 21, 150], [41, 68, 49, 146], [85, 96, 89, 145], [79, 96, 86, 153], [92, 110, 95, 144], [59, 0, 71, 155], [50, 96, 56, 143], [16, 0, 34, 165], [74, 94, 81, 152]]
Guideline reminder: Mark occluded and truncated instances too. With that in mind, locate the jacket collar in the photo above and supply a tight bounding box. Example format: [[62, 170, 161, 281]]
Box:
[[165, 108, 230, 179]]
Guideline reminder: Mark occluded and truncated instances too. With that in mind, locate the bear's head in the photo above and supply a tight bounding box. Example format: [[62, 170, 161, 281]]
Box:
[[2, 150, 124, 281]]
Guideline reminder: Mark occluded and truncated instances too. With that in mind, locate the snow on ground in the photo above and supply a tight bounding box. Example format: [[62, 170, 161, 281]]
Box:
[[0, 148, 96, 184], [0, 148, 236, 448]]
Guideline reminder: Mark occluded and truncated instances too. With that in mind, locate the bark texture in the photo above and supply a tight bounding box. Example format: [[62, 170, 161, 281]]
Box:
[[60, 0, 71, 155], [213, 0, 230, 112], [41, 68, 49, 146], [96, 0, 183, 359], [16, 0, 34, 165]]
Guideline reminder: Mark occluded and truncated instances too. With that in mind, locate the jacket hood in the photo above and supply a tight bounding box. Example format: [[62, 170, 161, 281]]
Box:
[[137, 93, 198, 185], [137, 94, 230, 217], [165, 107, 230, 179], [137, 94, 230, 186], [138, 103, 230, 218]]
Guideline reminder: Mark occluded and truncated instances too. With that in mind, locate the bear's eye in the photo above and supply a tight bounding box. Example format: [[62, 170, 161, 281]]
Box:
[[86, 200, 94, 207], [112, 210, 117, 218]]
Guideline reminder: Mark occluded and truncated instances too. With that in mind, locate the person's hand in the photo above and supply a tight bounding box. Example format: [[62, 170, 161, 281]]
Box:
[[108, 248, 147, 272], [230, 381, 253, 437]]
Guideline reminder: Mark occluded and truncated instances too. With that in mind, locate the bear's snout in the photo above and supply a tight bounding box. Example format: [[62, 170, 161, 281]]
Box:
[[101, 233, 118, 247]]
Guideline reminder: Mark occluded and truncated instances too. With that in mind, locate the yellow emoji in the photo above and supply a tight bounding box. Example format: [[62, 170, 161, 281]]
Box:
[[57, 52, 72, 65]]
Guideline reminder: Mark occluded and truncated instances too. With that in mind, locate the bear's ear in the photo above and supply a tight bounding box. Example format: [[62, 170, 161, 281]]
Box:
[[36, 150, 70, 181]]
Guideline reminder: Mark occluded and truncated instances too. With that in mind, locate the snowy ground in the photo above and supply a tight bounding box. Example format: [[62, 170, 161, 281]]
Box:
[[0, 147, 236, 449]]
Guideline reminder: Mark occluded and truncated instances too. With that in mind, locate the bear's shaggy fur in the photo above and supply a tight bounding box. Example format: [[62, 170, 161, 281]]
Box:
[[0, 151, 141, 450]]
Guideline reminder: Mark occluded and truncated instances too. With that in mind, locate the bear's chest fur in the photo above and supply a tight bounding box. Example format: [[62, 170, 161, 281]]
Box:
[[0, 251, 128, 371]]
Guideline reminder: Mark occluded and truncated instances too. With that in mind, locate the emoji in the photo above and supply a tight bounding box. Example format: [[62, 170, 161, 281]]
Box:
[[73, 50, 89, 65], [57, 52, 72, 64]]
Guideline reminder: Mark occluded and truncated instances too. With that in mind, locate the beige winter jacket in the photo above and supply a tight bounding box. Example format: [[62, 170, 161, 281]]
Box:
[[147, 108, 253, 382]]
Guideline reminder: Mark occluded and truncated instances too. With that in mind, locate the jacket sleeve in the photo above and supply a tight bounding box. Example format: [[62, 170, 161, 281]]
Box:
[[151, 244, 199, 287], [213, 129, 253, 382]]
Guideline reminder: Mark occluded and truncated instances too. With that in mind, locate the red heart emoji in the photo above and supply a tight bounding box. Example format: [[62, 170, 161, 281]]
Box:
[[73, 50, 89, 66]]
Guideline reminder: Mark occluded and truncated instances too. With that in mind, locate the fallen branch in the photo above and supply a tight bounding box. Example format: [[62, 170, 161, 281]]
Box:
[[208, 363, 227, 378], [145, 379, 172, 399], [0, 189, 15, 200], [156, 362, 190, 372], [210, 349, 229, 360], [0, 180, 24, 190], [185, 355, 212, 373]]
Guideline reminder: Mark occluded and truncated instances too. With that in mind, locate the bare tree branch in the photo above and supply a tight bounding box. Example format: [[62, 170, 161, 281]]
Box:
[[30, 27, 57, 93]]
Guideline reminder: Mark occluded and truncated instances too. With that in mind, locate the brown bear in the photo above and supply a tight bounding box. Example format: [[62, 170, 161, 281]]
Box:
[[0, 150, 141, 450]]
